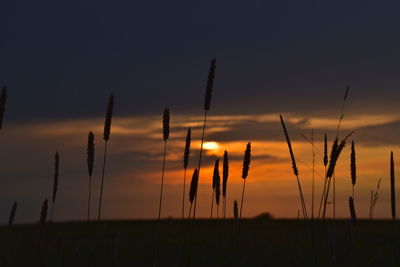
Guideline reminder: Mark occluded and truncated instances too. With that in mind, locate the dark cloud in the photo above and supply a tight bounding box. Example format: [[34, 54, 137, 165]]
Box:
[[1, 0, 400, 123]]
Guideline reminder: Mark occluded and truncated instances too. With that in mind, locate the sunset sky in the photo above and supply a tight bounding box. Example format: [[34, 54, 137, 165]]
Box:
[[2, 0, 400, 223]]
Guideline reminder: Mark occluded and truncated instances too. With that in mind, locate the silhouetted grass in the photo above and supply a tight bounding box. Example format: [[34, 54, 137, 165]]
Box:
[[1, 220, 399, 266], [98, 94, 114, 221]]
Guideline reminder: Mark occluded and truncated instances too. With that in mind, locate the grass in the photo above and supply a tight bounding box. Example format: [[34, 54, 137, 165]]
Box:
[[0, 219, 399, 266]]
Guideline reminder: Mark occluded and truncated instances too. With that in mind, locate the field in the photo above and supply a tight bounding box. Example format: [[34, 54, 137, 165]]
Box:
[[0, 219, 398, 266]]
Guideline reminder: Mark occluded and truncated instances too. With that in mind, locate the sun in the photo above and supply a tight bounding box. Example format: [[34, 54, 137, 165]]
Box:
[[203, 141, 219, 151]]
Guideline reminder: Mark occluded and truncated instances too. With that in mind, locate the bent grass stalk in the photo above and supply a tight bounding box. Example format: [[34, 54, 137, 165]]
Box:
[[280, 115, 307, 219], [50, 151, 59, 222], [98, 94, 114, 221], [182, 128, 191, 220], [87, 132, 95, 221], [239, 142, 251, 220], [193, 58, 216, 219], [317, 133, 328, 218]]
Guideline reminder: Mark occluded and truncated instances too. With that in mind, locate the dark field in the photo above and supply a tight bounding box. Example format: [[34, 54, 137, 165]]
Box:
[[0, 219, 399, 267]]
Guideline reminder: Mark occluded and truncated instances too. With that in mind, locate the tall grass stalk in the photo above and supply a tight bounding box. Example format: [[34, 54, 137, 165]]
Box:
[[317, 133, 328, 218], [280, 115, 308, 219], [222, 151, 229, 219], [157, 108, 170, 220], [333, 86, 349, 219], [239, 142, 251, 220], [322, 132, 353, 219], [87, 132, 95, 221], [98, 94, 114, 221], [50, 151, 59, 222], [181, 128, 191, 219], [193, 58, 216, 219]]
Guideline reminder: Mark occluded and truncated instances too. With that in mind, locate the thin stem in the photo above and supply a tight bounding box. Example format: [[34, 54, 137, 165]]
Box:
[[296, 175, 308, 219], [158, 141, 167, 220], [98, 141, 108, 221], [239, 179, 247, 220], [317, 166, 327, 218], [181, 169, 187, 220], [193, 110, 208, 219], [88, 175, 92, 221], [322, 176, 333, 219]]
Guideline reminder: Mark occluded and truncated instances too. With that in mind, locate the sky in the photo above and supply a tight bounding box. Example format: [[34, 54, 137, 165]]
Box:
[[1, 0, 400, 223]]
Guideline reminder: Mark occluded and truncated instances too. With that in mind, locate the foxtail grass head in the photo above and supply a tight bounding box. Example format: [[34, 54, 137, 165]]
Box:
[[87, 132, 95, 177], [104, 94, 114, 141], [213, 159, 220, 189], [323, 133, 328, 167], [280, 115, 299, 176], [204, 58, 216, 111], [351, 140, 356, 186], [326, 132, 353, 179], [52, 151, 59, 204], [189, 168, 199, 204], [222, 150, 229, 197], [183, 128, 191, 170], [163, 108, 170, 141], [242, 142, 251, 179]]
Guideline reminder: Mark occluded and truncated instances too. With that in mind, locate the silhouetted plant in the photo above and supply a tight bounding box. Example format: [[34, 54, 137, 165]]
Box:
[[157, 108, 170, 220], [222, 150, 229, 219], [188, 168, 199, 219], [87, 132, 95, 221], [239, 142, 251, 220], [181, 128, 191, 219], [369, 178, 381, 219], [318, 133, 329, 218], [280, 115, 307, 219], [0, 85, 7, 130], [50, 151, 59, 222], [8, 201, 17, 226], [210, 159, 220, 219], [98, 94, 114, 221], [322, 132, 353, 219], [333, 86, 350, 219], [193, 58, 216, 219], [40, 198, 48, 227]]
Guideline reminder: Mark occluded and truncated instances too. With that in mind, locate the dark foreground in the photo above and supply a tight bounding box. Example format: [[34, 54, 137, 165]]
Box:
[[0, 219, 399, 267]]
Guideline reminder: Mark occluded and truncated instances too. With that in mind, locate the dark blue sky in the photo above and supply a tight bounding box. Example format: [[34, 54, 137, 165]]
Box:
[[2, 0, 400, 122]]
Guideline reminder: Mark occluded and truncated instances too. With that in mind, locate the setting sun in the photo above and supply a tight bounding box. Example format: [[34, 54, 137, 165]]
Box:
[[203, 141, 219, 150]]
